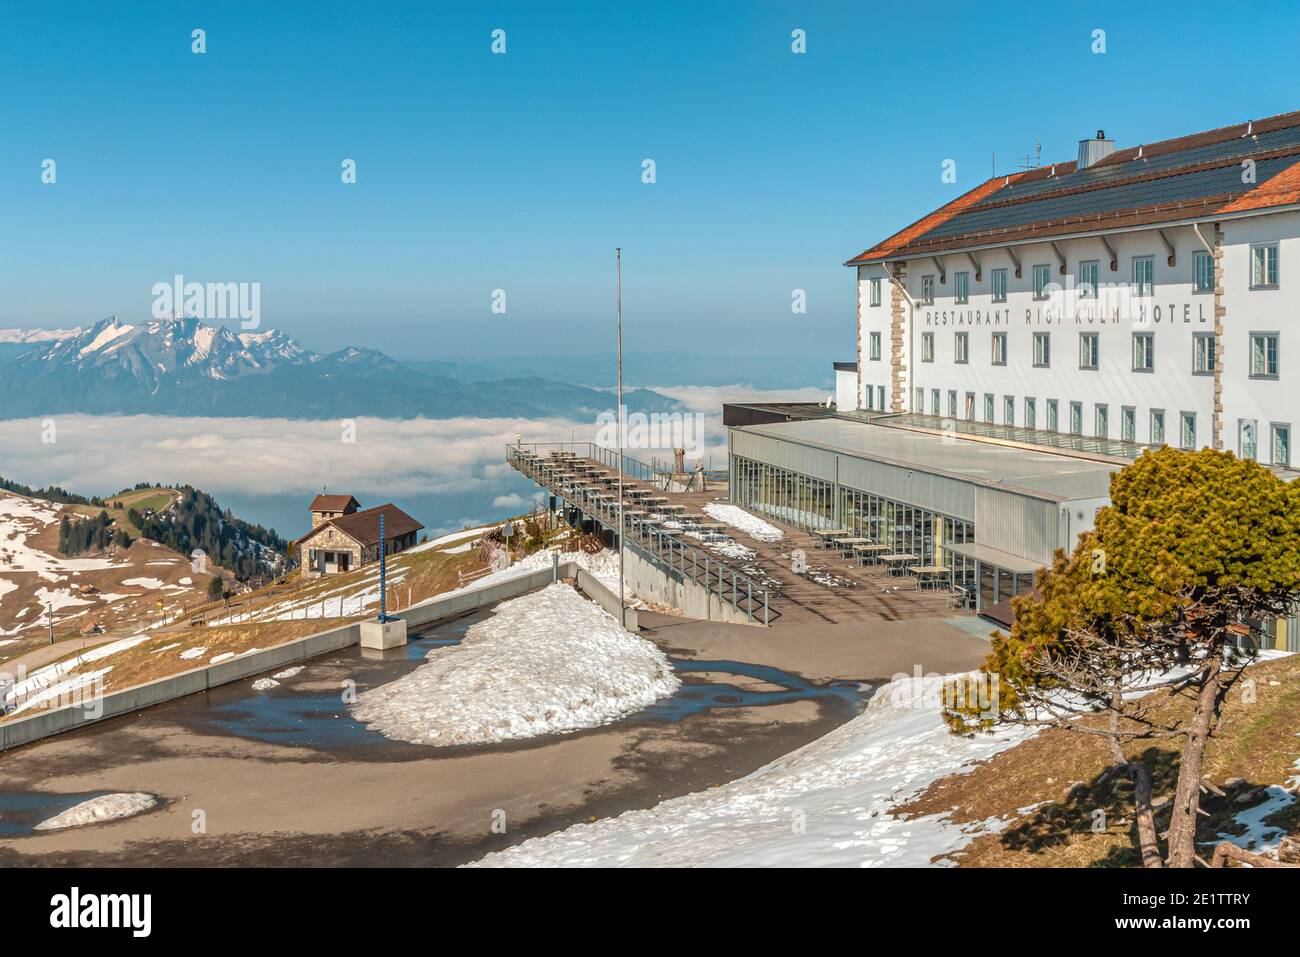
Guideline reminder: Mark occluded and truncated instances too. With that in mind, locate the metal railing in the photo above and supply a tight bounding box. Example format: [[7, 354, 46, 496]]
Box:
[[507, 444, 776, 625]]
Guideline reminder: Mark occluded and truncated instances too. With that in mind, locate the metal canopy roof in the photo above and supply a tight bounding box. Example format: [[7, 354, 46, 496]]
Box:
[[735, 418, 1118, 503]]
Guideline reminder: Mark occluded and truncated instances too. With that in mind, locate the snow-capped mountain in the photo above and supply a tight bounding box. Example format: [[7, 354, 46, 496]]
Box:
[[0, 326, 82, 343], [0, 316, 681, 420], [29, 316, 308, 387]]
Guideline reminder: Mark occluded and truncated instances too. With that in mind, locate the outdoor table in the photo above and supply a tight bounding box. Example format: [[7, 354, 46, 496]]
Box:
[[881, 553, 919, 577], [851, 543, 891, 566], [814, 528, 849, 547], [833, 536, 872, 554], [907, 565, 950, 590]]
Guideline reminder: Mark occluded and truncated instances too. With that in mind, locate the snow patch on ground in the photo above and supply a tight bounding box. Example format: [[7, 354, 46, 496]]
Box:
[[353, 583, 678, 746], [121, 577, 166, 589], [34, 792, 156, 830], [468, 675, 1032, 867], [178, 647, 207, 660], [251, 677, 279, 691], [273, 666, 304, 680], [702, 503, 783, 543]]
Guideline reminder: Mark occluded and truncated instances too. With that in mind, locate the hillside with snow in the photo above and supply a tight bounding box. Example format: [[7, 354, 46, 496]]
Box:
[[0, 491, 214, 658]]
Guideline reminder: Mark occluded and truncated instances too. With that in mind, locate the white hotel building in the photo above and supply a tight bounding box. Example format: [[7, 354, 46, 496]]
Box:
[[725, 112, 1298, 647]]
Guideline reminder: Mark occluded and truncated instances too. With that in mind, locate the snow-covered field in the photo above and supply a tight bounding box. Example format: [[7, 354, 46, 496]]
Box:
[[352, 583, 679, 746], [702, 503, 784, 543], [35, 792, 157, 830], [468, 674, 1031, 867]]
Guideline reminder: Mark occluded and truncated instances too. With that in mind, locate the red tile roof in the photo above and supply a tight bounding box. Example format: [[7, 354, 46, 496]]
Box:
[[847, 110, 1300, 265], [845, 174, 1025, 265], [310, 494, 360, 513], [298, 503, 423, 547]]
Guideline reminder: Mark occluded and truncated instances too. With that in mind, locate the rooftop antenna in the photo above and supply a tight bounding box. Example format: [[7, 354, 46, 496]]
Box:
[[1018, 142, 1042, 171]]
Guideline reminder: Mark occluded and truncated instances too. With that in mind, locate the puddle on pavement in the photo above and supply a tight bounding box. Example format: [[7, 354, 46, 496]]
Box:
[[0, 790, 113, 837], [134, 611, 870, 752]]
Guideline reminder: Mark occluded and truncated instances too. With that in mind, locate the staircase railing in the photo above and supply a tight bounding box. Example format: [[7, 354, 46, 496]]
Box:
[[507, 444, 776, 625]]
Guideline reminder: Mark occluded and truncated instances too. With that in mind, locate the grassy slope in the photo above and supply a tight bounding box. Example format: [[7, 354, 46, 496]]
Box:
[[67, 487, 179, 536], [897, 654, 1300, 867], [3, 529, 503, 717]]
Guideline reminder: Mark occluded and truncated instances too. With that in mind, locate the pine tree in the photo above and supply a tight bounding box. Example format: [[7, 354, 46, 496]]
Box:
[[945, 448, 1300, 868]]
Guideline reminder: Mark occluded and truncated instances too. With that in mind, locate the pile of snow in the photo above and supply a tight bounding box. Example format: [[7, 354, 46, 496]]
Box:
[[273, 666, 304, 680], [35, 792, 156, 830], [469, 674, 1031, 867], [251, 677, 279, 691], [702, 503, 783, 543], [353, 583, 678, 746]]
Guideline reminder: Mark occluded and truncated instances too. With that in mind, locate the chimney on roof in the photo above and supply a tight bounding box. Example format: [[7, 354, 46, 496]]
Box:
[[1077, 130, 1115, 170]]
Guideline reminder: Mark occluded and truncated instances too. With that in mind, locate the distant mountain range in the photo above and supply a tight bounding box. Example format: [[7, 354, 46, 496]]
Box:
[[405, 351, 836, 390], [0, 318, 681, 420]]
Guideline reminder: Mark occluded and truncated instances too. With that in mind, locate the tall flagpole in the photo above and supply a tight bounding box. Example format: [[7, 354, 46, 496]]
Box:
[[616, 248, 625, 627]]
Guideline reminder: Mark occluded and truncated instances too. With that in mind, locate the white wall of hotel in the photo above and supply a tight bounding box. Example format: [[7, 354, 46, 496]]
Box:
[[847, 211, 1298, 463]]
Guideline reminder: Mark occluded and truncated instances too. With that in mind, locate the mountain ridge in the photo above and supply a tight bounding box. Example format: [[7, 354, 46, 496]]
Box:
[[0, 317, 681, 420]]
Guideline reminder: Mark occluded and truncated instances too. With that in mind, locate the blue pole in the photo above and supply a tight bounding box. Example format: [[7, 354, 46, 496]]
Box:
[[378, 513, 392, 622]]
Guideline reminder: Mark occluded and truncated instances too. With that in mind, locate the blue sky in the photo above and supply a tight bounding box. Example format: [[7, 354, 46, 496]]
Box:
[[3, 0, 1299, 360]]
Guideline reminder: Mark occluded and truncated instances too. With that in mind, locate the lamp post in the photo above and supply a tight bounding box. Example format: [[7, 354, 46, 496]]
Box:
[[616, 247, 625, 628]]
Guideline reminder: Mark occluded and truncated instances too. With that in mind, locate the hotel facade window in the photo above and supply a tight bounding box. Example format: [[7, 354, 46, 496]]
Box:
[[954, 271, 969, 304], [877, 385, 886, 410], [1251, 242, 1279, 289], [1095, 403, 1109, 439], [947, 389, 957, 417], [991, 331, 1007, 365], [1151, 409, 1166, 444], [1133, 255, 1155, 296], [1033, 332, 1051, 367], [1047, 399, 1059, 432], [1033, 263, 1051, 299], [1250, 332, 1279, 378], [869, 331, 882, 361], [921, 275, 936, 305], [868, 277, 882, 307], [1180, 412, 1197, 450], [1193, 249, 1215, 293], [921, 332, 934, 362], [964, 392, 975, 420], [1079, 332, 1099, 370], [1274, 423, 1292, 467], [1193, 332, 1216, 374], [983, 393, 995, 424], [1078, 259, 1099, 297], [991, 267, 1008, 303], [931, 388, 940, 414], [1240, 419, 1258, 461], [1070, 401, 1083, 435], [1003, 395, 1014, 426], [1122, 406, 1136, 442], [1132, 331, 1154, 372], [1025, 397, 1036, 429], [915, 387, 924, 411], [954, 332, 969, 363]]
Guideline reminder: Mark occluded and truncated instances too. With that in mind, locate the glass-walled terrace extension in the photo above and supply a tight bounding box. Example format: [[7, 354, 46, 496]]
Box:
[[731, 455, 977, 592]]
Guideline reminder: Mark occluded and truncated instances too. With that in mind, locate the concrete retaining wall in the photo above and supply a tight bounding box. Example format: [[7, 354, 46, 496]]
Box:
[[620, 543, 758, 626], [0, 559, 652, 752]]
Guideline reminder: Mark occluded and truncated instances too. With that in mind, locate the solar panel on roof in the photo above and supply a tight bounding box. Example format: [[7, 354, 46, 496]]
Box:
[[917, 156, 1296, 242]]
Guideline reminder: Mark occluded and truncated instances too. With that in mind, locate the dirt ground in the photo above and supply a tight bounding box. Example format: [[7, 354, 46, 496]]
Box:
[[0, 607, 989, 867]]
